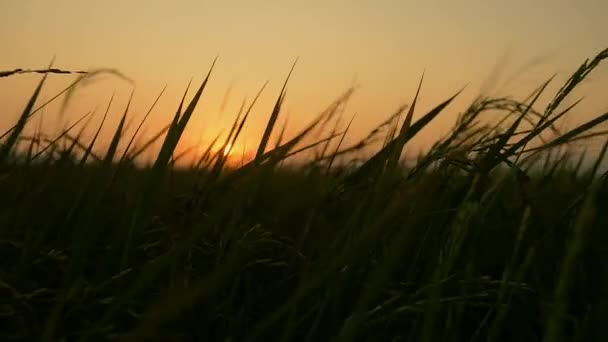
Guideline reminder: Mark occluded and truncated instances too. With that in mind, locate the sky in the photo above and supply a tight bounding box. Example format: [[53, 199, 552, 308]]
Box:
[[1, 0, 607, 164]]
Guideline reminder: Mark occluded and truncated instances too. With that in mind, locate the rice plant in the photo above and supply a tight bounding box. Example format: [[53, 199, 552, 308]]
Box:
[[0, 48, 607, 342]]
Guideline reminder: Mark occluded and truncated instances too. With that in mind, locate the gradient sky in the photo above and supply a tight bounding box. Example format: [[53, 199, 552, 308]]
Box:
[[1, 0, 607, 163]]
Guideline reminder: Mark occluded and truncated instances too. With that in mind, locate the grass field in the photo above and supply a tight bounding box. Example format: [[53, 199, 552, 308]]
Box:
[[1, 48, 608, 341]]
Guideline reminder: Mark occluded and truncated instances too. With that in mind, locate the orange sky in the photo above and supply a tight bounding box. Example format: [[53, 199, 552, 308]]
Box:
[[1, 0, 607, 164]]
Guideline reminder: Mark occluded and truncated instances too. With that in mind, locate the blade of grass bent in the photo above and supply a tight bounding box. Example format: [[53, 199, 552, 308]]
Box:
[[479, 76, 554, 172]]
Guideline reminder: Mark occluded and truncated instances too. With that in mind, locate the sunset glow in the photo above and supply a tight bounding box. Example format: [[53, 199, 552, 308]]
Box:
[[1, 0, 607, 162], [223, 142, 234, 158]]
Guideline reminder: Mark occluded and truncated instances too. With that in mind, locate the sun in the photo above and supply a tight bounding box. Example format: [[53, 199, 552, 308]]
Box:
[[223, 142, 234, 157]]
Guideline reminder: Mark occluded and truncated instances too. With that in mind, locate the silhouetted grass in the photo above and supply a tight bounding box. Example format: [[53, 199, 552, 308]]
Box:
[[1, 48, 608, 342]]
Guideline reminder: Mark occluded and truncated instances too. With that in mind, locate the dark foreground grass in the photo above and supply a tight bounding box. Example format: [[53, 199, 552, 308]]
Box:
[[1, 49, 608, 341]]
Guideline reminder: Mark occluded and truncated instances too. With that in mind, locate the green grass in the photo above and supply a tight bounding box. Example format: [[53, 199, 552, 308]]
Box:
[[1, 48, 608, 341]]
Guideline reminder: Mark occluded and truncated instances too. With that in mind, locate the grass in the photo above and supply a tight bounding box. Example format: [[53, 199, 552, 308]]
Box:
[[1, 47, 608, 341]]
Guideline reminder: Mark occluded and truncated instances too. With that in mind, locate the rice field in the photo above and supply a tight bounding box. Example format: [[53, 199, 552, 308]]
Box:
[[1, 48, 608, 341]]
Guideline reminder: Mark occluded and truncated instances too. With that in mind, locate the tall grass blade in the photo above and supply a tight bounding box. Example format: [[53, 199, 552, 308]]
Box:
[[79, 95, 113, 167], [327, 113, 356, 172], [59, 112, 95, 163], [119, 86, 166, 164], [343, 86, 464, 187], [386, 71, 424, 171], [530, 111, 608, 156], [0, 59, 54, 164], [103, 90, 134, 166], [125, 124, 171, 163], [255, 59, 298, 161], [30, 111, 92, 162], [153, 58, 216, 173]]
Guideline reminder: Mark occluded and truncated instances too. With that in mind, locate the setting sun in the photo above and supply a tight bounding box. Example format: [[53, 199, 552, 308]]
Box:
[[223, 142, 234, 157]]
